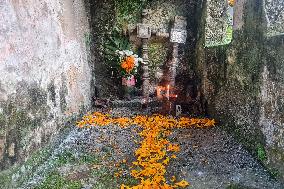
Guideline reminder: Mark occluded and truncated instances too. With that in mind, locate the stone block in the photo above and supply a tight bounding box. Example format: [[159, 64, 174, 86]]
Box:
[[264, 0, 284, 37], [137, 23, 151, 39]]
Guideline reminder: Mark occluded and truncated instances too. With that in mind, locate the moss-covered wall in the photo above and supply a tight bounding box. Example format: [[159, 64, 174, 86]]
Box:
[[196, 0, 284, 181], [0, 0, 92, 170]]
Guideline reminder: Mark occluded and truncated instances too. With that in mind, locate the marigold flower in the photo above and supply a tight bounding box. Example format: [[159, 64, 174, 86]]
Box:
[[76, 112, 215, 188], [228, 0, 235, 6], [120, 55, 136, 74], [175, 180, 190, 188]]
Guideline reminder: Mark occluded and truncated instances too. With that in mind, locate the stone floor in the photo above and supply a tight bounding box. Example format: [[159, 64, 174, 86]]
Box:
[[6, 106, 284, 189], [169, 127, 283, 189]]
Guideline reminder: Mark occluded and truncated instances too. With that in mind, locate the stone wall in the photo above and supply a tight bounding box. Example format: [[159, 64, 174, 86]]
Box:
[[196, 0, 284, 181], [90, 0, 201, 98], [89, 0, 116, 98], [264, 0, 284, 37], [205, 0, 232, 47], [143, 0, 200, 96], [0, 0, 92, 170]]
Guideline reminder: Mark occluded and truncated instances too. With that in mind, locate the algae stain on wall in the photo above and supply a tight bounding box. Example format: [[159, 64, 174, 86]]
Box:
[[196, 0, 284, 181], [0, 0, 92, 170]]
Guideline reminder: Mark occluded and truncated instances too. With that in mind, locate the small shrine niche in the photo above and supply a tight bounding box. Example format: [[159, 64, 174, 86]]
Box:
[[125, 0, 191, 100], [98, 0, 203, 115], [264, 0, 284, 37], [205, 0, 234, 47]]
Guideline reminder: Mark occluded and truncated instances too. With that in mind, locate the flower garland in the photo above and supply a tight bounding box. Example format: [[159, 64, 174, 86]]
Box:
[[116, 50, 143, 77], [77, 112, 216, 189]]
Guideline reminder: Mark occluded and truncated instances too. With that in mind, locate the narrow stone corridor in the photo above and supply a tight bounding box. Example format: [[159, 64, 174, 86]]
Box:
[[0, 0, 284, 188]]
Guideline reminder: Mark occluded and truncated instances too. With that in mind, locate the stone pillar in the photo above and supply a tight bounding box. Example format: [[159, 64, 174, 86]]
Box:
[[137, 9, 151, 101], [169, 16, 187, 87], [168, 42, 179, 86], [141, 38, 150, 99]]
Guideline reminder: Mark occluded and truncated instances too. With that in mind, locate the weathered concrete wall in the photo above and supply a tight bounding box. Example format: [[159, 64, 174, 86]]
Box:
[[260, 36, 284, 180], [0, 0, 92, 170], [196, 0, 284, 181]]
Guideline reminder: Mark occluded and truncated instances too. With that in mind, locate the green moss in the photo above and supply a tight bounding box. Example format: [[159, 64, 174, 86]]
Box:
[[54, 151, 76, 166], [0, 137, 138, 188], [35, 172, 82, 189], [26, 148, 50, 167], [84, 32, 93, 48], [235, 47, 262, 86], [2, 91, 48, 131], [0, 170, 11, 187], [13, 147, 51, 187], [114, 0, 150, 29], [0, 173, 10, 187], [226, 183, 253, 189], [0, 113, 5, 126], [268, 167, 280, 179], [0, 113, 6, 136], [60, 76, 68, 112], [0, 165, 20, 188], [264, 148, 284, 180], [91, 167, 118, 188], [148, 42, 169, 81], [27, 86, 48, 115], [0, 136, 52, 188], [230, 125, 264, 156], [47, 82, 56, 107], [256, 144, 266, 161], [54, 150, 101, 167], [79, 154, 101, 164], [91, 166, 138, 189], [0, 129, 5, 137], [216, 114, 265, 161], [5, 108, 42, 149]]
